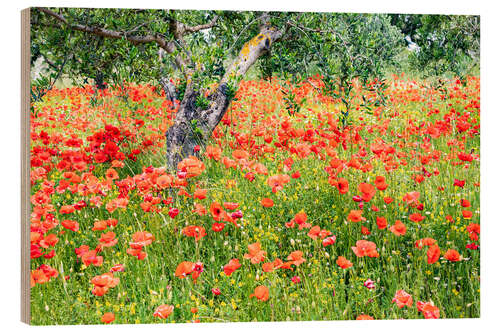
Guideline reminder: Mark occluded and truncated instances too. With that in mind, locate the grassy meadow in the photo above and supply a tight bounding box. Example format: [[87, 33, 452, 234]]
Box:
[[29, 75, 480, 324]]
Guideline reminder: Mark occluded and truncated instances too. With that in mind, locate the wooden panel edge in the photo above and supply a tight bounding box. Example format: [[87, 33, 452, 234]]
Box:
[[21, 7, 31, 325]]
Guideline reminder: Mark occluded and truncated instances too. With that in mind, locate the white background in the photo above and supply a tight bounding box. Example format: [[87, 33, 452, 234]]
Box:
[[1, 1, 498, 332]]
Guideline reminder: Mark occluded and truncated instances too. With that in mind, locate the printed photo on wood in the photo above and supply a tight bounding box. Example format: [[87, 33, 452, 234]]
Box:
[[21, 7, 480, 325]]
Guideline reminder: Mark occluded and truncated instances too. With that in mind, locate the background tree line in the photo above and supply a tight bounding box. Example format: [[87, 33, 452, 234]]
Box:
[[30, 8, 480, 166]]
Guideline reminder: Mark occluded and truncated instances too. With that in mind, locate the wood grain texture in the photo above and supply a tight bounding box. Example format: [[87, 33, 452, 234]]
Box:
[[21, 7, 31, 325]]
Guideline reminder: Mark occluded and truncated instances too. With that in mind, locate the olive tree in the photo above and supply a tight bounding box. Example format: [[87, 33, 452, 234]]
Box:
[[390, 14, 480, 78], [31, 8, 403, 168]]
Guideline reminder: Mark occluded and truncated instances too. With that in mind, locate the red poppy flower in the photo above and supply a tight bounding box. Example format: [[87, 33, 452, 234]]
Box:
[[336, 256, 353, 269], [223, 259, 241, 276], [61, 219, 79, 232], [376, 216, 387, 229], [322, 235, 336, 247], [175, 261, 203, 282], [358, 183, 376, 202], [267, 174, 290, 192], [307, 225, 321, 239], [427, 244, 441, 264], [153, 304, 174, 319], [462, 210, 473, 219], [347, 210, 365, 222], [351, 240, 379, 258], [402, 191, 420, 206], [262, 262, 275, 272], [415, 238, 437, 249], [417, 301, 440, 319], [210, 202, 224, 221], [335, 178, 349, 194], [182, 225, 206, 241], [287, 250, 306, 267], [250, 285, 269, 301], [356, 314, 374, 320], [101, 312, 115, 323], [392, 290, 413, 308], [212, 222, 225, 232], [193, 188, 207, 200], [99, 231, 118, 247], [374, 176, 388, 190], [91, 272, 119, 296], [261, 198, 274, 207], [444, 249, 461, 262], [168, 207, 179, 218], [59, 205, 76, 214], [244, 242, 266, 264], [389, 220, 407, 236], [361, 226, 371, 235], [409, 213, 425, 223]]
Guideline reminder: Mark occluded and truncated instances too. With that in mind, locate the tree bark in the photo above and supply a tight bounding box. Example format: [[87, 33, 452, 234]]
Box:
[[159, 77, 178, 106], [165, 83, 231, 168]]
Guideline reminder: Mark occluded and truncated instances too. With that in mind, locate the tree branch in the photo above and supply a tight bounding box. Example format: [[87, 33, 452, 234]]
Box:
[[182, 15, 219, 34], [39, 52, 58, 70], [222, 25, 283, 84], [39, 8, 159, 43], [196, 24, 283, 131], [225, 13, 270, 57], [37, 7, 194, 75]]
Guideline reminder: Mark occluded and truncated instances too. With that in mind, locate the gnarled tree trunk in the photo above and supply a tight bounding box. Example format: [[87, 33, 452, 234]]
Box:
[[165, 25, 283, 169], [165, 82, 232, 168]]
